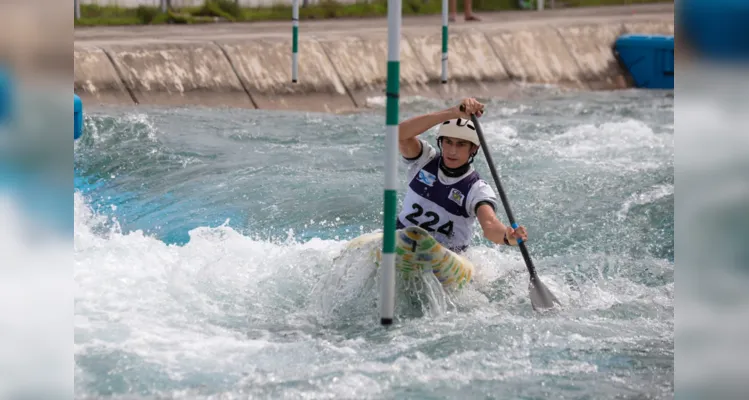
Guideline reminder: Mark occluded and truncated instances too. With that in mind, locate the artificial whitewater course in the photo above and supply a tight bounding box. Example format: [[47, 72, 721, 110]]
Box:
[[74, 87, 674, 398]]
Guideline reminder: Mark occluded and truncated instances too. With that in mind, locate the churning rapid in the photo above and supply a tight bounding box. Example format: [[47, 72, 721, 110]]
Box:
[[74, 89, 674, 399]]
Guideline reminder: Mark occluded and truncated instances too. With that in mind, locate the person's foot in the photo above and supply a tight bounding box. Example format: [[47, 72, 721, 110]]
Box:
[[449, 14, 457, 23], [465, 14, 481, 22]]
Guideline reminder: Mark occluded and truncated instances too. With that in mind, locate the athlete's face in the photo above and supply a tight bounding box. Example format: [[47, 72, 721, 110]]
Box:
[[440, 137, 477, 169]]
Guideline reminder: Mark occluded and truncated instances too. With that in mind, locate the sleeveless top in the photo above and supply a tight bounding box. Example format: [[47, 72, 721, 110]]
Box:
[[396, 156, 480, 253]]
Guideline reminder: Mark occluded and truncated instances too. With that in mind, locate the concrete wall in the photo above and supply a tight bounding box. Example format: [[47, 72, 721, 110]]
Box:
[[74, 17, 674, 112]]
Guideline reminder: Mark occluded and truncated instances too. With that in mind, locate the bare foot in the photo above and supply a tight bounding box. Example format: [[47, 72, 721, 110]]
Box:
[[465, 14, 481, 22]]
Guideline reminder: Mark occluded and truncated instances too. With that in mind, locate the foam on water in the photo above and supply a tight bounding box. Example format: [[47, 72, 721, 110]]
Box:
[[74, 195, 672, 398], [74, 91, 674, 399], [617, 183, 674, 221]]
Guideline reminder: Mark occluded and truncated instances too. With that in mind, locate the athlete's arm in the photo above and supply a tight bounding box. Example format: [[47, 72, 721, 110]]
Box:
[[398, 106, 461, 159], [476, 204, 508, 245], [476, 204, 528, 245]]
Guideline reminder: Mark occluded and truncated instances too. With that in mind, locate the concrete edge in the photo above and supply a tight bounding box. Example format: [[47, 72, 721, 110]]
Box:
[[100, 46, 140, 105], [213, 41, 259, 109], [74, 18, 674, 111]]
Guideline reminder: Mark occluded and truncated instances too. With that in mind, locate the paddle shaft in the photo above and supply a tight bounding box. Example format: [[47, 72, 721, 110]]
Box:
[[467, 112, 541, 283]]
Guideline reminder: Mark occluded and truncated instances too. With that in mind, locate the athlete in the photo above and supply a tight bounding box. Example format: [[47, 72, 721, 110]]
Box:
[[396, 98, 528, 253]]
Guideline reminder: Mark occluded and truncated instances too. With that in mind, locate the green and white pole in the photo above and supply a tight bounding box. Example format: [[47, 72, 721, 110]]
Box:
[[441, 0, 448, 83], [292, 0, 299, 83], [381, 0, 401, 326]]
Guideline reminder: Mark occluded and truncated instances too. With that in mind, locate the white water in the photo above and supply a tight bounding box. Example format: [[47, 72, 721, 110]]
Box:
[[72, 92, 674, 398]]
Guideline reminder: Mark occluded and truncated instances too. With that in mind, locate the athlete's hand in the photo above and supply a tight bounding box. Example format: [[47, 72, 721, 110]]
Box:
[[458, 98, 484, 118], [505, 225, 527, 244]]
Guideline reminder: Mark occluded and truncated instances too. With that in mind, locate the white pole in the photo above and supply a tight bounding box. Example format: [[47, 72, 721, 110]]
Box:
[[161, 0, 167, 14], [75, 0, 80, 20], [537, 0, 544, 11], [292, 0, 299, 83], [381, 0, 401, 326], [441, 0, 448, 84]]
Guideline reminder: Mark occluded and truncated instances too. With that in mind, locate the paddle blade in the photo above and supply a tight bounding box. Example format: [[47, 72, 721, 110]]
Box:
[[529, 277, 560, 310]]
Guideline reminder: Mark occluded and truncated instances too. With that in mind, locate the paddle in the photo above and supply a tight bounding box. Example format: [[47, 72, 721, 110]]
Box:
[[462, 106, 560, 311]]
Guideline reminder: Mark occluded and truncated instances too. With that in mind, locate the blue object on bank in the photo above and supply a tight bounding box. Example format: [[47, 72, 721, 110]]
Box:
[[75, 94, 83, 140], [614, 34, 674, 90], [0, 67, 11, 125]]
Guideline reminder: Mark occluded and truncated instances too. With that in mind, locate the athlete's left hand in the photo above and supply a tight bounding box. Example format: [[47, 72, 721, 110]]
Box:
[[505, 225, 528, 243]]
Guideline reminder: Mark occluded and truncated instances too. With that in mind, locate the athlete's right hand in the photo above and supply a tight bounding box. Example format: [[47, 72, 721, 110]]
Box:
[[458, 98, 484, 118]]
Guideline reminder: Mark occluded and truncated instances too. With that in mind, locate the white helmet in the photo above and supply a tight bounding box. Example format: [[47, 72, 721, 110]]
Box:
[[436, 118, 480, 147]]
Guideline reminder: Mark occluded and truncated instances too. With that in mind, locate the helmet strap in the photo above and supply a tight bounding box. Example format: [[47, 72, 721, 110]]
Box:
[[437, 138, 472, 177], [467, 146, 479, 164]]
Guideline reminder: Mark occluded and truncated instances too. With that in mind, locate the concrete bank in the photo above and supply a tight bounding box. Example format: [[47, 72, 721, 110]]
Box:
[[73, 4, 674, 113]]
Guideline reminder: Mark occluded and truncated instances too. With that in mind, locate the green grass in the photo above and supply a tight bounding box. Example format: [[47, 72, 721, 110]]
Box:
[[75, 0, 673, 27]]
